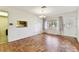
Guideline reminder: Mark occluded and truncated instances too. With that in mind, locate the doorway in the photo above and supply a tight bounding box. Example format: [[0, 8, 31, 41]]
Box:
[[0, 11, 8, 44]]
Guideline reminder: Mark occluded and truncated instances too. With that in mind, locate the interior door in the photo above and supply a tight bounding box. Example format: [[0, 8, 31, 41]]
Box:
[[0, 12, 8, 44]]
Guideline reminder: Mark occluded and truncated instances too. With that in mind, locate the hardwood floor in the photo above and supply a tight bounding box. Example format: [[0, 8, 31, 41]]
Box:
[[0, 33, 79, 52]]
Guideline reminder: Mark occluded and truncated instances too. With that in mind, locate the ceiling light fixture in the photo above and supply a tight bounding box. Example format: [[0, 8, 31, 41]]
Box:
[[39, 6, 47, 19], [39, 15, 46, 18], [41, 6, 47, 8]]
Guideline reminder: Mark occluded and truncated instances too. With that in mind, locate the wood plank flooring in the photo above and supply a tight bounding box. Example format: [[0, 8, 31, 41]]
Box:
[[0, 33, 79, 52]]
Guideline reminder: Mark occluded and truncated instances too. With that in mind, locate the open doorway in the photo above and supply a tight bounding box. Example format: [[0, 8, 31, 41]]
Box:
[[0, 11, 8, 44]]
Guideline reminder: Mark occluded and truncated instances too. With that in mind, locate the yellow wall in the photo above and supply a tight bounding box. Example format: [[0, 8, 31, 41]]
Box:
[[0, 16, 8, 44]]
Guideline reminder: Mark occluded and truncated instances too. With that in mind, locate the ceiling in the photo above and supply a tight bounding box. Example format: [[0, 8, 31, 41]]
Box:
[[13, 6, 78, 16]]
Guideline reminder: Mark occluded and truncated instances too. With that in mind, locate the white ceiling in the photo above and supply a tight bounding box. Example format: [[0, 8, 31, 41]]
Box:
[[13, 6, 78, 16]]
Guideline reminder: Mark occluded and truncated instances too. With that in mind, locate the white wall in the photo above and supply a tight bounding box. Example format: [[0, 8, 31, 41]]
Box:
[[61, 11, 77, 37], [0, 7, 43, 42], [77, 8, 79, 41], [46, 11, 77, 37], [0, 7, 78, 42]]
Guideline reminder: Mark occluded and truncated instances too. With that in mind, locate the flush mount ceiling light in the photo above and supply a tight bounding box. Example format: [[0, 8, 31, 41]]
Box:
[[39, 6, 47, 19], [41, 6, 47, 8], [40, 6, 47, 14], [32, 6, 51, 15], [0, 11, 8, 17]]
